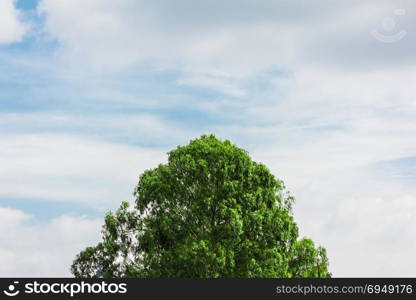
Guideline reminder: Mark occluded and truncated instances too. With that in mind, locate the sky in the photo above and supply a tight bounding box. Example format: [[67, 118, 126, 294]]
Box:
[[0, 0, 415, 277]]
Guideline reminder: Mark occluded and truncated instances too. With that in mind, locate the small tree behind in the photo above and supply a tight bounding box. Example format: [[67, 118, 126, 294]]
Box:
[[71, 135, 330, 277]]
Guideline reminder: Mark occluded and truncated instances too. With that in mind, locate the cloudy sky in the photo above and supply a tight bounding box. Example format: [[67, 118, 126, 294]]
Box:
[[1, 0, 415, 277]]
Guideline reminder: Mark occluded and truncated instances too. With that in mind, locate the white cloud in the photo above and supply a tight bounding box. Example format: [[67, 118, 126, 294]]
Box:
[[0, 112, 195, 146], [0, 0, 29, 44], [0, 206, 102, 276], [36, 1, 416, 86], [327, 194, 416, 276], [177, 74, 247, 97], [37, 0, 149, 68], [0, 133, 166, 210]]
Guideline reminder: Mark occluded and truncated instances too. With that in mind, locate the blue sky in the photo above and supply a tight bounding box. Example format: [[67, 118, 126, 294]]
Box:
[[1, 0, 416, 276]]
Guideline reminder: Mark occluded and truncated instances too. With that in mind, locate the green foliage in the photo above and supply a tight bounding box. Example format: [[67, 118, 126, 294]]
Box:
[[71, 134, 330, 278]]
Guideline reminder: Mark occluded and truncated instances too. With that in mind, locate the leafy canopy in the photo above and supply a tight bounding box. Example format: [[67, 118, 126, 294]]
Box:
[[71, 135, 330, 278]]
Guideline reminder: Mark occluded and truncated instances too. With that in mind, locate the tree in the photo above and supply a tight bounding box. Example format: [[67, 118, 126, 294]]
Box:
[[71, 134, 330, 278]]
